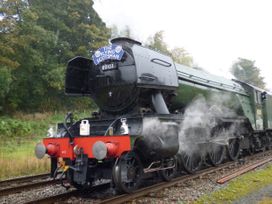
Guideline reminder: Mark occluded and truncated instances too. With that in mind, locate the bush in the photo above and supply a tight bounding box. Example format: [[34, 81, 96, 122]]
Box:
[[0, 118, 32, 138]]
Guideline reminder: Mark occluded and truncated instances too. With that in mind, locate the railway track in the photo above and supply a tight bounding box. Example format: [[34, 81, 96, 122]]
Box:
[[0, 173, 59, 197], [1, 150, 272, 203], [27, 160, 240, 204], [24, 183, 111, 204], [100, 162, 237, 204], [0, 173, 50, 186], [217, 157, 272, 184], [24, 190, 79, 204], [100, 151, 272, 204]]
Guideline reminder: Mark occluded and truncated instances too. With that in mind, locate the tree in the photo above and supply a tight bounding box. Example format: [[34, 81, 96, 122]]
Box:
[[0, 0, 25, 111], [146, 31, 170, 55], [146, 31, 193, 67], [6, 8, 61, 111], [231, 58, 266, 89], [29, 0, 110, 60], [0, 0, 111, 113], [171, 47, 193, 67]]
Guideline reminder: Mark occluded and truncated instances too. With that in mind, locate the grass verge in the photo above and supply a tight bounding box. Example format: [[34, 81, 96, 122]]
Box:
[[0, 111, 90, 180], [195, 164, 272, 204]]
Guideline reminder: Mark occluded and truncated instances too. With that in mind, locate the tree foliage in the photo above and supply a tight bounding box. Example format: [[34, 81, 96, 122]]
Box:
[[231, 58, 266, 89], [0, 0, 110, 113], [147, 31, 170, 55], [171, 47, 193, 67], [146, 31, 193, 67]]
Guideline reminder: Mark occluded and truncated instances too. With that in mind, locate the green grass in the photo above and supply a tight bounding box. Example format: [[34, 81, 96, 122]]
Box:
[[0, 111, 91, 180], [0, 142, 50, 180], [195, 164, 272, 204], [258, 197, 272, 204]]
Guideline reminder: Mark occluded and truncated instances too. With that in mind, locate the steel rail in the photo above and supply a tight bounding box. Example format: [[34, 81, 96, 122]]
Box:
[[100, 151, 272, 204], [100, 162, 235, 204], [1, 150, 271, 203], [0, 173, 50, 186], [25, 190, 79, 204], [25, 183, 111, 204], [217, 157, 272, 184], [0, 179, 59, 196]]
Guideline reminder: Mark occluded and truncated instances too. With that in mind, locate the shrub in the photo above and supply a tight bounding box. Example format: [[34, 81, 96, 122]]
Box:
[[0, 118, 32, 138]]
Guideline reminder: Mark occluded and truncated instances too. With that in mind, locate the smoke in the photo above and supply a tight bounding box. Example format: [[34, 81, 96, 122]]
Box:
[[178, 93, 238, 157], [142, 117, 177, 138], [140, 93, 240, 161], [142, 117, 178, 147], [178, 96, 211, 155]]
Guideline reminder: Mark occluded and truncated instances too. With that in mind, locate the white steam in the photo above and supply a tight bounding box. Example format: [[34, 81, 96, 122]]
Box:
[[141, 93, 240, 159], [178, 94, 238, 156], [142, 117, 178, 152]]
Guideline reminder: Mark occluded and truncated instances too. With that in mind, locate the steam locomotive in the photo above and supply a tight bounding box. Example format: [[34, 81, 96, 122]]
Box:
[[35, 37, 272, 193]]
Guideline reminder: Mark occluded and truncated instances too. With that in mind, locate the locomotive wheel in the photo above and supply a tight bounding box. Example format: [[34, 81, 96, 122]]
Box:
[[227, 138, 240, 161], [207, 143, 225, 166], [179, 151, 202, 174], [160, 157, 178, 181], [112, 151, 143, 193]]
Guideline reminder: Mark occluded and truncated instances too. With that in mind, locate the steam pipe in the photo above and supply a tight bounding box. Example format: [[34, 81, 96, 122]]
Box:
[[64, 112, 74, 144], [152, 91, 170, 114]]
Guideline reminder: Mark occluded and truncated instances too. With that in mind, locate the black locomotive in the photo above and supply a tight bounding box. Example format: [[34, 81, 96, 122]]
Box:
[[35, 37, 272, 193]]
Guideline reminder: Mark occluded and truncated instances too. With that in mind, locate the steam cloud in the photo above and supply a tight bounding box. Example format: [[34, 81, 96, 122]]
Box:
[[142, 93, 240, 159], [178, 94, 238, 157]]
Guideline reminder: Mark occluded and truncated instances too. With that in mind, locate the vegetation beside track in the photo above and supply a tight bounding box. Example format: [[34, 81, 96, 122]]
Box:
[[195, 163, 272, 204], [0, 111, 90, 180], [258, 197, 272, 204]]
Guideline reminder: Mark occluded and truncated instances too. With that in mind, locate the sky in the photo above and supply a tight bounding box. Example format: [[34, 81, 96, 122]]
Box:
[[93, 0, 272, 91]]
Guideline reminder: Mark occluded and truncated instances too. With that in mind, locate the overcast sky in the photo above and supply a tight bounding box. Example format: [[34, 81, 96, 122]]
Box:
[[93, 0, 272, 91]]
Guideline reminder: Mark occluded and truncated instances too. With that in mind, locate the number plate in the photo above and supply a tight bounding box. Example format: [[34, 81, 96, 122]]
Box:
[[101, 63, 117, 71]]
